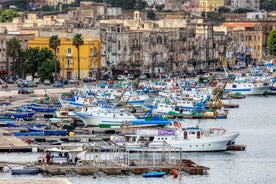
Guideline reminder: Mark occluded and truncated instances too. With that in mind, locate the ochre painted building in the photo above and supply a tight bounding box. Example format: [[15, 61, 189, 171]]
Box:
[[28, 37, 101, 79]]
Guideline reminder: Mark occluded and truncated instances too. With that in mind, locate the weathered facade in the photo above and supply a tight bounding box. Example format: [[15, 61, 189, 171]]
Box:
[[28, 37, 101, 79], [190, 0, 224, 13], [231, 0, 260, 11]]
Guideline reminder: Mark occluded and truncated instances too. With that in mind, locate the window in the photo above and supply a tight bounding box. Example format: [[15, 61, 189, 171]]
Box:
[[67, 48, 71, 54]]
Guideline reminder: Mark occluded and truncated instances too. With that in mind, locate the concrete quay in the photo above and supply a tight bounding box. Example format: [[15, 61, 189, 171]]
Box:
[[0, 178, 71, 184]]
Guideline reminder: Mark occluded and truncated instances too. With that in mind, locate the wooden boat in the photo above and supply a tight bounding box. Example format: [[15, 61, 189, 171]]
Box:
[[142, 171, 166, 178], [11, 165, 39, 175]]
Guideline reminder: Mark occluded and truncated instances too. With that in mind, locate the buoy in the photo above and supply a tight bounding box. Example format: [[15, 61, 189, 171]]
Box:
[[172, 169, 178, 178]]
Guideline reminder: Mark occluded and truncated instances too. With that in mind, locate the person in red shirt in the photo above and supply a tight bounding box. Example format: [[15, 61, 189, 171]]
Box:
[[46, 152, 51, 164]]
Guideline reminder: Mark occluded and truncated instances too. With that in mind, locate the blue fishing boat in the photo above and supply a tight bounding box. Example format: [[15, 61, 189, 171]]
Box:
[[7, 121, 43, 128], [142, 171, 166, 178], [28, 127, 67, 136], [26, 105, 56, 113], [0, 110, 35, 120], [13, 132, 44, 137]]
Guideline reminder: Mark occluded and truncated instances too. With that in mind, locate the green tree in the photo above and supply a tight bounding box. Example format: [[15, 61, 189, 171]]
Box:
[[0, 9, 20, 22], [267, 29, 276, 57], [38, 59, 55, 82], [7, 37, 21, 75], [218, 6, 231, 13], [49, 35, 60, 81], [15, 50, 27, 79], [147, 9, 156, 20], [233, 8, 254, 13], [72, 33, 84, 80], [25, 47, 54, 78]]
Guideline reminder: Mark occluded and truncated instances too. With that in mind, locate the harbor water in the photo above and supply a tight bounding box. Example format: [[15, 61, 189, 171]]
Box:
[[1, 96, 276, 184]]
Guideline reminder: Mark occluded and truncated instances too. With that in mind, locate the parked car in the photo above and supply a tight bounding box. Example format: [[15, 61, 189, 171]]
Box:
[[33, 78, 40, 84], [117, 75, 127, 80], [59, 79, 68, 85], [18, 87, 34, 94], [102, 74, 110, 81], [69, 77, 79, 84], [0, 79, 4, 84], [83, 77, 96, 82], [139, 74, 147, 80], [53, 81, 64, 88], [17, 79, 26, 87], [43, 79, 51, 85], [7, 76, 15, 84], [26, 81, 38, 87], [127, 74, 134, 80]]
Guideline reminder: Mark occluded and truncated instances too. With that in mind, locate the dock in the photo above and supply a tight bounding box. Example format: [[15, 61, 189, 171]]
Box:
[[38, 159, 209, 176], [0, 130, 33, 152]]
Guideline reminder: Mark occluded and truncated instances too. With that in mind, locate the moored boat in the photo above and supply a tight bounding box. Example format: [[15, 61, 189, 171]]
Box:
[[11, 165, 40, 175], [28, 127, 68, 136], [110, 125, 239, 152], [142, 171, 166, 178]]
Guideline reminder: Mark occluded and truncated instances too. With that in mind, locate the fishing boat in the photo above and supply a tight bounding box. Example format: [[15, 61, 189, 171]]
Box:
[[26, 105, 56, 113], [110, 124, 239, 152], [0, 110, 35, 121], [142, 171, 166, 178], [74, 106, 139, 126], [11, 165, 40, 175], [28, 127, 68, 136], [223, 81, 269, 97]]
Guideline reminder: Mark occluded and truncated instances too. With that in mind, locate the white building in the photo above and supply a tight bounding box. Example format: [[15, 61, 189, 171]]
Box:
[[231, 0, 260, 11], [145, 0, 166, 6], [246, 11, 267, 19]]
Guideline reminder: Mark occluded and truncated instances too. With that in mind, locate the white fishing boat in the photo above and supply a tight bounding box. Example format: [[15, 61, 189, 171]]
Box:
[[74, 106, 139, 126], [223, 82, 269, 97], [110, 124, 239, 152]]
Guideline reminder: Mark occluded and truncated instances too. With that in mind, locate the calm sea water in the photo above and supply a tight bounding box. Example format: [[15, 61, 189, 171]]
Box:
[[1, 96, 276, 184]]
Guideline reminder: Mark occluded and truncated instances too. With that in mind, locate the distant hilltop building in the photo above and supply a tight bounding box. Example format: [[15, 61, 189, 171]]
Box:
[[47, 0, 76, 9], [231, 0, 260, 11], [246, 11, 267, 19], [145, 0, 166, 6], [163, 0, 191, 11], [190, 0, 224, 13]]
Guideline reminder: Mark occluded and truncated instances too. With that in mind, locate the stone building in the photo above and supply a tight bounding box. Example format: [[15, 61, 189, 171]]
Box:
[[190, 0, 225, 14]]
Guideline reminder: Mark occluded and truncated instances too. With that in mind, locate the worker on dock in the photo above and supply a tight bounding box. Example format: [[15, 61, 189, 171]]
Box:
[[46, 152, 51, 164], [130, 160, 136, 166], [74, 156, 79, 166]]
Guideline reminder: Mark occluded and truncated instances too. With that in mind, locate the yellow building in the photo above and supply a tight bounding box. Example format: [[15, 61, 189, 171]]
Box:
[[199, 0, 224, 12], [28, 37, 101, 79]]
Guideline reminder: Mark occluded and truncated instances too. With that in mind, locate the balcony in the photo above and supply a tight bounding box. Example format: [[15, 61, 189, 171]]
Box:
[[66, 53, 72, 57], [65, 65, 73, 69]]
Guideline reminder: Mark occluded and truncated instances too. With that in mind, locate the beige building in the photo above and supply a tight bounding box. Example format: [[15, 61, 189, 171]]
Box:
[[191, 0, 224, 13]]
